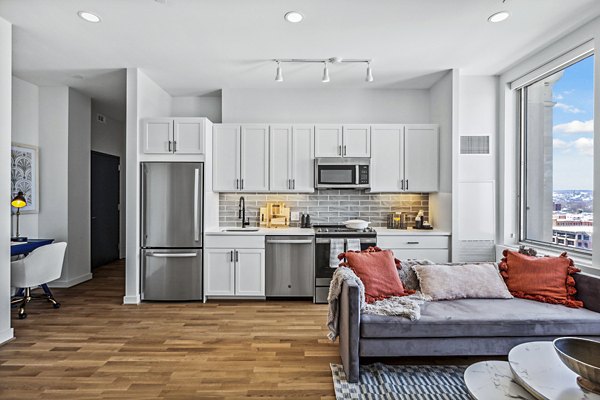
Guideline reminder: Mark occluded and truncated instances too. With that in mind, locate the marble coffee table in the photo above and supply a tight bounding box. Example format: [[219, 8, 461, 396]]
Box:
[[464, 360, 535, 399], [508, 341, 600, 400]]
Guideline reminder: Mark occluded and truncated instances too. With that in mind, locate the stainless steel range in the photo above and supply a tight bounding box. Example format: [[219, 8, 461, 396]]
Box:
[[313, 224, 377, 303]]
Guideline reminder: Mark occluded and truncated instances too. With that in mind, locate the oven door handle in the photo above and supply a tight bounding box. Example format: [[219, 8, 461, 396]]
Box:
[[315, 238, 377, 244]]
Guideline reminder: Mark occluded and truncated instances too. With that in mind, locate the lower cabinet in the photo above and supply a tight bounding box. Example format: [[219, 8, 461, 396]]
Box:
[[378, 234, 450, 263], [204, 236, 265, 299]]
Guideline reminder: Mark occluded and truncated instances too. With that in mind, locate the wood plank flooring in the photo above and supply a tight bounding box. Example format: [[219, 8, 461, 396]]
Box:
[[0, 260, 491, 399]]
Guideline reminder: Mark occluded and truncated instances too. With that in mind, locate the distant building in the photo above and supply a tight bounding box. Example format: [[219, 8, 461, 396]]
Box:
[[552, 214, 593, 250], [553, 203, 562, 211]]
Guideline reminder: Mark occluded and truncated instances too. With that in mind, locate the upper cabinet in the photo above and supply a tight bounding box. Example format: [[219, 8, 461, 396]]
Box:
[[142, 118, 206, 154], [213, 124, 269, 192], [314, 124, 370, 158], [371, 124, 439, 193], [270, 125, 314, 192]]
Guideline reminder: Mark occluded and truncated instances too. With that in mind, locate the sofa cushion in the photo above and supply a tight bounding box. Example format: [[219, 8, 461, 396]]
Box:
[[360, 298, 600, 338]]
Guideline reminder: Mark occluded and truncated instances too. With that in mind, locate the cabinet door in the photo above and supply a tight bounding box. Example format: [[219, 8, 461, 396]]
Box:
[[388, 248, 449, 263], [235, 249, 265, 296], [370, 125, 403, 192], [142, 119, 173, 154], [213, 124, 241, 191], [205, 249, 235, 296], [173, 118, 205, 154], [314, 125, 343, 157], [404, 125, 439, 192], [269, 125, 293, 191], [343, 125, 371, 157], [240, 125, 269, 191], [291, 125, 315, 192]]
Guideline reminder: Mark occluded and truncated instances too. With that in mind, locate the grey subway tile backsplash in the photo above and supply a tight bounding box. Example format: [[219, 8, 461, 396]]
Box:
[[218, 190, 429, 228]]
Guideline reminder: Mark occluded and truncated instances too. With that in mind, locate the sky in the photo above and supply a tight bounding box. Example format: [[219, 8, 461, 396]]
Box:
[[551, 55, 594, 190]]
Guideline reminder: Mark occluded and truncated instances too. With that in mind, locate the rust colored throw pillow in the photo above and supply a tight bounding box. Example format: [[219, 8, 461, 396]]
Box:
[[341, 247, 412, 303], [499, 250, 583, 308]]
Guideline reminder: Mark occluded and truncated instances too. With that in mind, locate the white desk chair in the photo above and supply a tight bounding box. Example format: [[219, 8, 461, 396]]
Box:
[[11, 242, 67, 319]]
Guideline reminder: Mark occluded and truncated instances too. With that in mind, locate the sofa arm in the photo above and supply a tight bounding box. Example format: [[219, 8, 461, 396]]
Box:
[[575, 273, 600, 313], [339, 280, 360, 383]]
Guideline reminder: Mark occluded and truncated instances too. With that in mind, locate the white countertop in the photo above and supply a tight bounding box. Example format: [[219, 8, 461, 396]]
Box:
[[375, 227, 451, 236], [206, 226, 449, 236], [205, 227, 315, 236]]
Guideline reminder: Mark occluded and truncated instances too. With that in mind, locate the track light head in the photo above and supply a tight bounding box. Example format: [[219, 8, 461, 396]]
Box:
[[366, 62, 373, 82], [275, 61, 283, 82], [322, 62, 330, 83]]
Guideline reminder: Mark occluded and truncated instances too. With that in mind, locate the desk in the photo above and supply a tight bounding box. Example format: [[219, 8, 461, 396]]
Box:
[[11, 239, 54, 256]]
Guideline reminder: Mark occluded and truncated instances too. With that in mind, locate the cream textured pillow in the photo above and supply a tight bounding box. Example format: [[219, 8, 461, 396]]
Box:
[[412, 263, 513, 301]]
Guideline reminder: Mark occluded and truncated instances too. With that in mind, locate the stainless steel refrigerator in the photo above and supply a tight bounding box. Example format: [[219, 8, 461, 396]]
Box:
[[141, 162, 203, 301]]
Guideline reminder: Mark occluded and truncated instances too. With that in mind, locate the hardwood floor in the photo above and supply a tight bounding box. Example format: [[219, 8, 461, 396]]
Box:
[[0, 260, 339, 399]]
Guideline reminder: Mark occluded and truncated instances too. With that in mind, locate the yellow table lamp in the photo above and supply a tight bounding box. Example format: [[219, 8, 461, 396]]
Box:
[[11, 191, 27, 242]]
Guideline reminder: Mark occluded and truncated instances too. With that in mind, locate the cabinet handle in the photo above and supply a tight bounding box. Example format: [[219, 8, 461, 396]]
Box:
[[406, 179, 408, 191], [235, 250, 239, 262], [401, 179, 404, 190], [338, 145, 341, 156], [230, 250, 234, 262], [168, 140, 172, 152], [236, 179, 239, 189], [288, 179, 291, 189], [241, 179, 244, 190], [173, 140, 177, 152], [293, 179, 295, 189], [406, 241, 420, 245], [343, 145, 347, 156]]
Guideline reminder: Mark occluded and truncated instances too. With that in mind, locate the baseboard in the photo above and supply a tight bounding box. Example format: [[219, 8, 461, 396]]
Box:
[[49, 272, 93, 288], [123, 294, 140, 305], [0, 328, 14, 346]]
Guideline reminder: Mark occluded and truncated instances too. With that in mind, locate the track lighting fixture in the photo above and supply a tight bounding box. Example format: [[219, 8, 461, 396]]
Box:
[[275, 61, 283, 82], [272, 57, 373, 83], [322, 62, 330, 83]]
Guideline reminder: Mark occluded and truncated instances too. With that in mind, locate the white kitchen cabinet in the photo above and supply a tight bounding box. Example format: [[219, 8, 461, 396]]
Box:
[[370, 124, 439, 193], [204, 249, 235, 296], [204, 235, 265, 299], [234, 249, 265, 296], [212, 124, 268, 192], [241, 125, 269, 191], [270, 125, 314, 192], [315, 125, 343, 157], [343, 125, 371, 157], [142, 118, 205, 154], [404, 125, 439, 192], [315, 124, 370, 158], [213, 124, 241, 191]]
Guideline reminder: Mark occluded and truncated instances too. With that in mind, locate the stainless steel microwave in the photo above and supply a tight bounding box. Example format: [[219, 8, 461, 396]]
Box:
[[314, 158, 370, 189]]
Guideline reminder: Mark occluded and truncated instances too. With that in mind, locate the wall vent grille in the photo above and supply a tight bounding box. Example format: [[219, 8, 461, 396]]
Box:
[[460, 135, 490, 154]]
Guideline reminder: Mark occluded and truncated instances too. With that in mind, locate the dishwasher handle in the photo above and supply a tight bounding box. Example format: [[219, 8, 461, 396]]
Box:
[[146, 252, 198, 258], [266, 239, 314, 244]]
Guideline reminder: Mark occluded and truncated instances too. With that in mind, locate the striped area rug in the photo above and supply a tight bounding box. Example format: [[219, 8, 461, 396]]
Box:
[[331, 363, 470, 399]]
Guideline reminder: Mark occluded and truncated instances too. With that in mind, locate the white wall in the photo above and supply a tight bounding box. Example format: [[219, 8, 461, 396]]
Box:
[[171, 96, 222, 122], [91, 102, 126, 258], [67, 88, 91, 284], [0, 16, 14, 345], [221, 88, 430, 123], [11, 77, 39, 238], [124, 68, 172, 304], [428, 71, 453, 235]]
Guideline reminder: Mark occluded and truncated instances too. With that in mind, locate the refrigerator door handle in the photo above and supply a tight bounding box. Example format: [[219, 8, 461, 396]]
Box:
[[147, 252, 198, 258], [194, 168, 200, 242]]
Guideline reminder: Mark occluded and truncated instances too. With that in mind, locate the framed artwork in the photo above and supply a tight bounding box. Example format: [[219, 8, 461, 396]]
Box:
[[11, 143, 39, 213]]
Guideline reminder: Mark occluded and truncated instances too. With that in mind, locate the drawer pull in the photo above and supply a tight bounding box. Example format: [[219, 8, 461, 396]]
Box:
[[406, 241, 420, 245]]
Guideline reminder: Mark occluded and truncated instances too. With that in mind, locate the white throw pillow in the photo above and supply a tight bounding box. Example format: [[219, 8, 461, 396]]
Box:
[[412, 263, 513, 301]]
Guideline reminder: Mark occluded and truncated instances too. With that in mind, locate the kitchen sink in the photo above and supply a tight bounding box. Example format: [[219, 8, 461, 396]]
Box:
[[220, 228, 260, 232]]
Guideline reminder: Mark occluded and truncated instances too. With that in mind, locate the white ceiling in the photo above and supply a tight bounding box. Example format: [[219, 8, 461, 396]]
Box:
[[1, 0, 600, 119]]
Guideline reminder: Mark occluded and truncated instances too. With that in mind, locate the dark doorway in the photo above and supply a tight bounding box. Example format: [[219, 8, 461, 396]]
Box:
[[91, 151, 120, 269]]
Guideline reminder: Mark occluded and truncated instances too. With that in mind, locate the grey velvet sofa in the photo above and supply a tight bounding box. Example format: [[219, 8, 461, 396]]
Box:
[[338, 272, 600, 383]]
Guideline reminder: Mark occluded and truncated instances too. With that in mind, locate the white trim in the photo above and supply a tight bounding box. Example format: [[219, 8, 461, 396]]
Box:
[[510, 40, 593, 89], [123, 294, 140, 304], [48, 272, 93, 288], [0, 328, 14, 346]]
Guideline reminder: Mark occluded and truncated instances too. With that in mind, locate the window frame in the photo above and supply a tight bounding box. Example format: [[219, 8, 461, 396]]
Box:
[[517, 51, 595, 257]]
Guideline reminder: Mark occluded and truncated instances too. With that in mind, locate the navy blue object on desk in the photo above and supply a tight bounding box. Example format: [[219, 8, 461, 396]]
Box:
[[11, 239, 54, 256]]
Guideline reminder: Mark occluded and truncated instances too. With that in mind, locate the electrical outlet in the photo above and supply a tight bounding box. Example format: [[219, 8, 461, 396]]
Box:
[[291, 211, 300, 221]]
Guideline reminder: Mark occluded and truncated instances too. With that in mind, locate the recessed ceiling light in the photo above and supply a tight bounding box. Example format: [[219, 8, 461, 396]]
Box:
[[488, 11, 510, 23], [77, 11, 101, 23], [284, 11, 303, 23]]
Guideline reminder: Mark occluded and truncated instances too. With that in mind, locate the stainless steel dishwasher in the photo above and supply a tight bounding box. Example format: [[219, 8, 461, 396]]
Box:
[[265, 236, 314, 298]]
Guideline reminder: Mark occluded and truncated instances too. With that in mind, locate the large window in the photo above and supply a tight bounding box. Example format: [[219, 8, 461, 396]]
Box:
[[520, 54, 594, 253]]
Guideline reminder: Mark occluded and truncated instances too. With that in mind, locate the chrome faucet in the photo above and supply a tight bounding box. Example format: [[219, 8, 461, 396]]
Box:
[[239, 196, 250, 228]]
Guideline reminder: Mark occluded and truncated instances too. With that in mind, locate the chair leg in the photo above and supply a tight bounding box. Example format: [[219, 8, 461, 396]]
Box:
[[18, 287, 31, 319], [41, 284, 61, 309]]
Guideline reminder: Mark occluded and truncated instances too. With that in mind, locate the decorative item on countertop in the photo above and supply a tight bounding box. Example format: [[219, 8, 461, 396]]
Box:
[[388, 212, 407, 230], [303, 214, 312, 228], [260, 202, 291, 228], [414, 210, 424, 229], [553, 337, 600, 394]]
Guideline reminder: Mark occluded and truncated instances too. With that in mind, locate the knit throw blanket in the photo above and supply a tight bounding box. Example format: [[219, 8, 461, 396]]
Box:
[[327, 266, 427, 341]]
